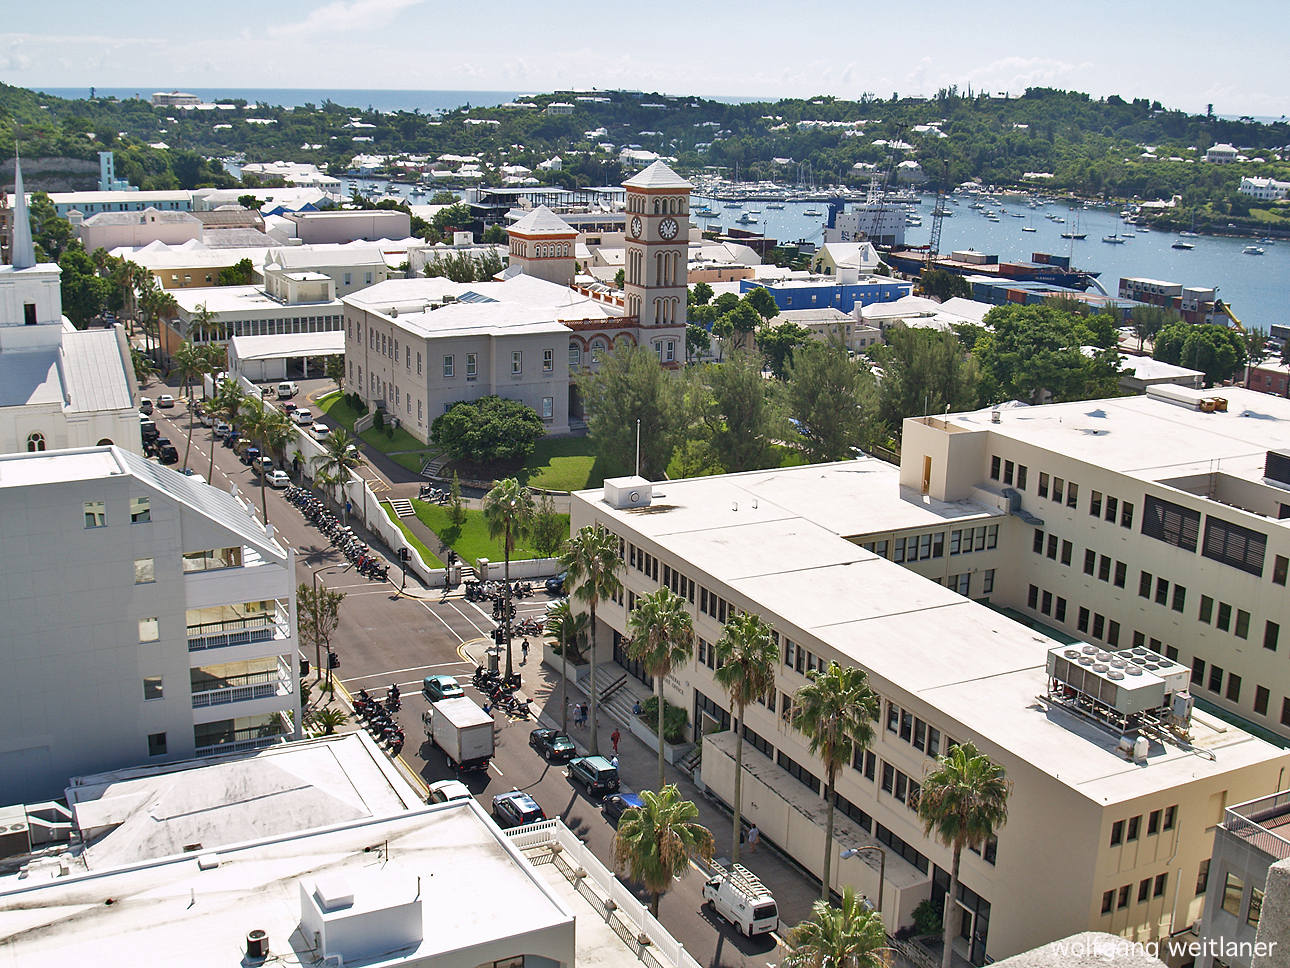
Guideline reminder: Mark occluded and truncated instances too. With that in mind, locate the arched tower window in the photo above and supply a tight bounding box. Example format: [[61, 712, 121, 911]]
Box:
[[27, 432, 45, 452]]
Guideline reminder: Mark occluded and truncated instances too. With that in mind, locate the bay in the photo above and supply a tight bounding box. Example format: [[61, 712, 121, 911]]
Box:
[[34, 87, 528, 114], [694, 194, 1286, 333]]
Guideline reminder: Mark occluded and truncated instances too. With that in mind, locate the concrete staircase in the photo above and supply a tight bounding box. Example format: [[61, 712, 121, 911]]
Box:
[[388, 498, 414, 518], [589, 665, 651, 730]]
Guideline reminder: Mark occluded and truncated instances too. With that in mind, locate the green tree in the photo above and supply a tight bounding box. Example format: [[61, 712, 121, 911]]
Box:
[[559, 525, 622, 756], [544, 599, 588, 731], [713, 292, 740, 315], [578, 344, 684, 480], [448, 471, 466, 527], [919, 268, 972, 302], [742, 285, 780, 325], [614, 268, 625, 290], [431, 395, 546, 465], [191, 301, 225, 343], [129, 346, 156, 387], [758, 321, 812, 380], [875, 326, 979, 435], [312, 707, 349, 734], [209, 379, 245, 481], [325, 355, 346, 392], [792, 661, 881, 900], [917, 742, 1012, 968], [611, 785, 714, 918], [1152, 321, 1247, 386], [713, 611, 778, 865], [626, 587, 695, 792], [312, 427, 367, 520], [171, 341, 209, 470], [57, 248, 112, 327], [28, 191, 74, 261], [691, 281, 714, 306], [975, 303, 1123, 405], [704, 351, 781, 472], [724, 301, 761, 351], [1129, 304, 1177, 353], [296, 581, 346, 684], [712, 315, 735, 362], [782, 886, 889, 968], [686, 323, 711, 364], [238, 194, 260, 210], [217, 258, 255, 286], [784, 340, 879, 462], [241, 399, 296, 522], [529, 491, 568, 559], [482, 223, 508, 244], [482, 478, 536, 680]]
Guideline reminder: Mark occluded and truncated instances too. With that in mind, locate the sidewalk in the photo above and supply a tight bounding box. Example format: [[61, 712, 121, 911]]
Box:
[[459, 632, 824, 933]]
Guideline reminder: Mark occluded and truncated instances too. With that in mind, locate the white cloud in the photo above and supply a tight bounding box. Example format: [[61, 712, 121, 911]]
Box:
[[265, 0, 427, 39]]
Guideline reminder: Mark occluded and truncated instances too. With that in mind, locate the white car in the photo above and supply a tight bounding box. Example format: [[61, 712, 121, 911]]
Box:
[[311, 423, 331, 441], [157, 394, 176, 408], [427, 779, 473, 804], [293, 409, 313, 425], [213, 422, 232, 439], [266, 470, 290, 489]]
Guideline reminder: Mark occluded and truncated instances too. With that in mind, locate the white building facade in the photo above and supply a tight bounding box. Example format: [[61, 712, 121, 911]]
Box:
[[0, 447, 300, 803]]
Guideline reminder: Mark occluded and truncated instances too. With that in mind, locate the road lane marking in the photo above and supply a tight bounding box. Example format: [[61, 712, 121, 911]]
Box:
[[341, 660, 470, 684]]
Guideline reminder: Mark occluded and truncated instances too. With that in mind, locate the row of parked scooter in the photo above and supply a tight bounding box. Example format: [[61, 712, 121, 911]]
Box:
[[472, 667, 532, 718], [463, 580, 534, 603], [285, 485, 389, 580], [353, 687, 405, 754], [418, 483, 452, 504]]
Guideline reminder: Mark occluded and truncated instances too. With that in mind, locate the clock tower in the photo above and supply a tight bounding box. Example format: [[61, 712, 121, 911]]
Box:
[[622, 161, 690, 365]]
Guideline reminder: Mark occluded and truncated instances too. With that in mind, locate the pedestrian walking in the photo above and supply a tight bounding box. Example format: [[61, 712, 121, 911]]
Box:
[[611, 728, 621, 753], [521, 638, 530, 664], [611, 754, 619, 771], [748, 823, 760, 853], [581, 702, 589, 727]]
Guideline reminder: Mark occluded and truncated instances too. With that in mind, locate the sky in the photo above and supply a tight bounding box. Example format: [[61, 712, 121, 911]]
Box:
[[2, 0, 1288, 118]]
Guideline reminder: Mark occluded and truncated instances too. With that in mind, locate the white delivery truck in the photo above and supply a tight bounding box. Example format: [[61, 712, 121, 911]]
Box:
[[424, 696, 494, 773], [702, 863, 779, 936]]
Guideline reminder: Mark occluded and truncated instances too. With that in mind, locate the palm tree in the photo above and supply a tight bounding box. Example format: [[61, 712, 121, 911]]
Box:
[[241, 399, 296, 522], [544, 599, 588, 732], [917, 742, 1011, 968], [191, 302, 224, 344], [312, 707, 349, 735], [612, 784, 714, 918], [209, 380, 245, 481], [130, 346, 155, 388], [171, 341, 209, 471], [713, 611, 778, 865], [481, 478, 536, 681], [782, 886, 889, 968], [626, 587, 694, 793], [793, 661, 880, 900], [198, 342, 227, 399], [559, 526, 622, 757], [312, 427, 367, 521]]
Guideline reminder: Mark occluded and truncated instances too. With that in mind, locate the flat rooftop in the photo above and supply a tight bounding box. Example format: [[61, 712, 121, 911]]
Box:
[[0, 803, 577, 968], [173, 285, 342, 316], [946, 388, 1290, 491], [579, 463, 1289, 805]]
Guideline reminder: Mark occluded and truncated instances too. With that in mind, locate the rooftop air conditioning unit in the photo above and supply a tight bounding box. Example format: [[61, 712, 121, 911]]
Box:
[[603, 476, 652, 510]]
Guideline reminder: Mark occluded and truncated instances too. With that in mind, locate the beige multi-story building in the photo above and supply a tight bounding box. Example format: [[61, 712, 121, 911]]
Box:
[[569, 383, 1290, 964]]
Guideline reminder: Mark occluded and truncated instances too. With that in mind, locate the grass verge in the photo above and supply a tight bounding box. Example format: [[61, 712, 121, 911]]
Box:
[[410, 500, 565, 566], [319, 393, 437, 470], [382, 503, 445, 568]]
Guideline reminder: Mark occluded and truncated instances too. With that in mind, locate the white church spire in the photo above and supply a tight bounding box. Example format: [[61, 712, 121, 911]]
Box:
[[11, 147, 37, 269]]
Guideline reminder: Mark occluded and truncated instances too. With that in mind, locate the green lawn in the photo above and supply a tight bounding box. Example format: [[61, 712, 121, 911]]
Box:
[[381, 503, 445, 568], [410, 501, 567, 566], [519, 436, 615, 492], [318, 393, 438, 471]]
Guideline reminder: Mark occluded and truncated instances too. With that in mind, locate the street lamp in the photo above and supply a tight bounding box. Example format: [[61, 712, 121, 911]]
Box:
[[840, 845, 886, 915]]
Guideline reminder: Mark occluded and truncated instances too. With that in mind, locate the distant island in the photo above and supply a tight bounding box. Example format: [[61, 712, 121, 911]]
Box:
[[2, 82, 1287, 233]]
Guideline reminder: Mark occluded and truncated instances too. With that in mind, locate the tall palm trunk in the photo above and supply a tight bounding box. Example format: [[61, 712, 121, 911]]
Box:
[[941, 842, 963, 968], [731, 700, 745, 865], [587, 600, 599, 756], [503, 524, 514, 681], [821, 767, 837, 901], [560, 621, 569, 733], [655, 675, 666, 792], [183, 405, 195, 471]]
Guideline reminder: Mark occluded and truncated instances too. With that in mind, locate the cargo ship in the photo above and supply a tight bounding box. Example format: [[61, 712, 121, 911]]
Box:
[[883, 248, 1101, 290]]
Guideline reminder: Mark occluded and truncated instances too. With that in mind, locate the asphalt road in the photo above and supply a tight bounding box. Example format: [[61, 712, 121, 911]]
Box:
[[145, 378, 795, 968]]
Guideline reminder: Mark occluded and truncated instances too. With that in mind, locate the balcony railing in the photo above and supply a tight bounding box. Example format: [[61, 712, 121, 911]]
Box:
[[191, 663, 294, 709], [1224, 791, 1290, 861], [194, 720, 291, 757], [188, 604, 290, 652]]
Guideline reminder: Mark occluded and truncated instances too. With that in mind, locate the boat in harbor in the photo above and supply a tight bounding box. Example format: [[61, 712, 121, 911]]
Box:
[[1061, 215, 1087, 240], [1102, 233, 1125, 244], [803, 208, 822, 217], [736, 213, 759, 224], [1258, 237, 1276, 245], [767, 203, 785, 209], [1243, 245, 1266, 255], [1172, 240, 1195, 250], [723, 201, 743, 209]]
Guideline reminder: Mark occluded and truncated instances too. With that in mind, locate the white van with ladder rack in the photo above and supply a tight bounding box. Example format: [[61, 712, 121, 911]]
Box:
[[702, 862, 779, 936]]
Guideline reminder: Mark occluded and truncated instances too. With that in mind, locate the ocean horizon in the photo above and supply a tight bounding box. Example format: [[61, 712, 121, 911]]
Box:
[[34, 87, 759, 114]]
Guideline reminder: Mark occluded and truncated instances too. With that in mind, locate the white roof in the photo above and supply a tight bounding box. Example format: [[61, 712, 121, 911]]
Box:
[[818, 241, 881, 269], [229, 330, 345, 361], [0, 326, 133, 413], [1118, 357, 1204, 381], [172, 285, 342, 317], [508, 205, 577, 236], [580, 460, 1286, 803], [109, 242, 271, 271], [622, 159, 691, 190], [861, 294, 943, 321], [68, 732, 421, 870], [0, 447, 286, 563], [936, 296, 993, 324], [268, 245, 387, 269]]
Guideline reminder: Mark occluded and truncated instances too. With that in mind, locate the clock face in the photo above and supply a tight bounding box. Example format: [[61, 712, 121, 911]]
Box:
[[631, 216, 642, 238], [659, 217, 679, 240]]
